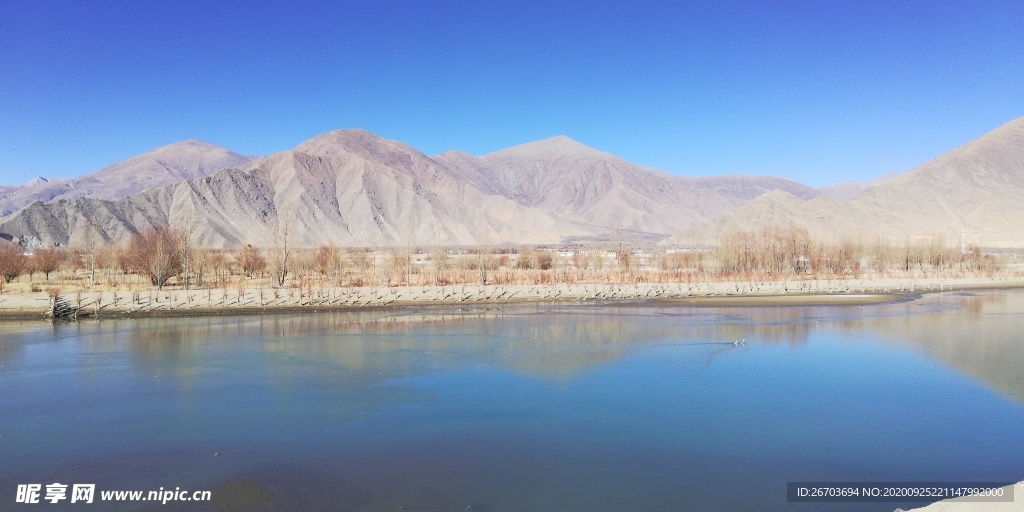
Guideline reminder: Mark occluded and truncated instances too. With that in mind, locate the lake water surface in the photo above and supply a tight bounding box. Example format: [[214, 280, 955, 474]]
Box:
[[2, 290, 1023, 511]]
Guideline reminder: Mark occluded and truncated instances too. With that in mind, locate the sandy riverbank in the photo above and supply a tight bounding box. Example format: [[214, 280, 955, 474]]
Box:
[[1, 276, 1021, 320]]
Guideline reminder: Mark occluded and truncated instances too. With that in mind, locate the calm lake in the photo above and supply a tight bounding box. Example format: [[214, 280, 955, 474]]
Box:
[[2, 290, 1023, 511]]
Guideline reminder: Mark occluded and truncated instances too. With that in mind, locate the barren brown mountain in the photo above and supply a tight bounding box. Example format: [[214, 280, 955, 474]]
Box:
[[0, 131, 592, 248], [435, 135, 818, 235], [672, 117, 1024, 247], [0, 140, 252, 216], [0, 131, 821, 248], [3, 119, 1023, 248], [818, 173, 900, 200], [852, 117, 1024, 245]]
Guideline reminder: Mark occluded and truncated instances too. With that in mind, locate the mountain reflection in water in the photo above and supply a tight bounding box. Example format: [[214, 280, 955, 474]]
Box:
[[1, 291, 1021, 512], [41, 292, 1018, 402]]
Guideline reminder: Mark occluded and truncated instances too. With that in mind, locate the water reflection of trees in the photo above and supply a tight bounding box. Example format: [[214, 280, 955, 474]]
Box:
[[0, 324, 35, 364], [99, 305, 821, 383], [21, 291, 1019, 401]]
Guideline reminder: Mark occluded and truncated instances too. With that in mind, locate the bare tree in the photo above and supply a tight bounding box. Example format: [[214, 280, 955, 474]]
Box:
[[96, 243, 122, 286], [24, 253, 38, 281], [536, 251, 553, 271], [348, 249, 371, 286], [179, 236, 195, 290], [430, 246, 449, 285], [471, 226, 496, 285], [516, 248, 535, 270], [236, 245, 267, 277], [209, 252, 227, 286], [389, 248, 413, 286], [269, 209, 296, 287], [82, 231, 100, 287], [126, 227, 184, 289], [189, 249, 211, 287], [869, 237, 895, 273], [177, 202, 201, 290], [476, 245, 496, 285], [314, 245, 341, 279], [0, 241, 27, 293]]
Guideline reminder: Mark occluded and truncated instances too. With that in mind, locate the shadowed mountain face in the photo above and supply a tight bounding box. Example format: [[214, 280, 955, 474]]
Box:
[[2, 118, 1024, 248], [670, 117, 1024, 247], [0, 140, 252, 217]]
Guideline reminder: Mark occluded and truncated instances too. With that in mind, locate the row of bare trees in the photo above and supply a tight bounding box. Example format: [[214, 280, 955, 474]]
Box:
[[0, 224, 1014, 295], [2, 228, 195, 293], [715, 226, 999, 278], [0, 242, 68, 293]]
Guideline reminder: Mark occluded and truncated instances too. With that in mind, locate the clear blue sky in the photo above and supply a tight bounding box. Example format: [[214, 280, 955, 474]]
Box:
[[1, 0, 1022, 187]]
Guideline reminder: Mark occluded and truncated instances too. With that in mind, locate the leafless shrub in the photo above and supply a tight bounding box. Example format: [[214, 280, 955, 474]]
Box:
[[96, 243, 122, 286], [388, 249, 413, 286], [236, 245, 267, 277], [536, 251, 553, 271], [189, 248, 211, 287], [125, 226, 184, 289], [0, 242, 27, 292], [209, 252, 227, 285], [314, 245, 341, 278]]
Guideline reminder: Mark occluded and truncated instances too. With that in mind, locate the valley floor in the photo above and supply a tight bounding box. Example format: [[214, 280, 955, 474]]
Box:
[[2, 275, 1023, 320]]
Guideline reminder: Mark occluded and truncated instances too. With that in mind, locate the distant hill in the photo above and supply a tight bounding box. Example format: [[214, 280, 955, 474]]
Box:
[[0, 140, 252, 216], [23, 176, 61, 187], [818, 173, 900, 200], [853, 117, 1024, 245], [435, 136, 817, 235], [670, 117, 1024, 247]]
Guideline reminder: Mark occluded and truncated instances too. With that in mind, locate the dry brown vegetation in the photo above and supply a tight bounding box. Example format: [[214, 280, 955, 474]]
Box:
[[0, 225, 1018, 297], [0, 241, 28, 292], [714, 226, 1001, 278]]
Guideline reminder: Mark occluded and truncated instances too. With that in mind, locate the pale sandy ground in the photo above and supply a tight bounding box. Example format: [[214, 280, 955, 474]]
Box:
[[903, 481, 1023, 512], [1, 275, 1022, 320]]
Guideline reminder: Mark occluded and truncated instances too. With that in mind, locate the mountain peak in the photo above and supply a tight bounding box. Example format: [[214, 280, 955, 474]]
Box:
[[303, 128, 377, 143], [24, 176, 49, 187], [294, 129, 415, 158], [150, 139, 230, 153], [485, 135, 609, 160]]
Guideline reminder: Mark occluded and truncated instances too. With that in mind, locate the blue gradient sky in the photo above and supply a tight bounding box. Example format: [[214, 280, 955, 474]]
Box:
[[1, 0, 1022, 187]]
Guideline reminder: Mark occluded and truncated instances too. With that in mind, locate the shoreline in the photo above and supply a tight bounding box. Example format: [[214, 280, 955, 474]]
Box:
[[1, 276, 1022, 322]]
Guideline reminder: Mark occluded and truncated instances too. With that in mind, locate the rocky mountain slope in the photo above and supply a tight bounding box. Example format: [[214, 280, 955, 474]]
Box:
[[0, 140, 252, 216], [671, 117, 1024, 246], [435, 136, 818, 235], [0, 132, 593, 248], [852, 117, 1024, 245]]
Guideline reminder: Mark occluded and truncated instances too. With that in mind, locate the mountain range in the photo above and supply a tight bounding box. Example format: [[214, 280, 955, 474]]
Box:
[[0, 140, 252, 217], [1, 117, 1022, 248]]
